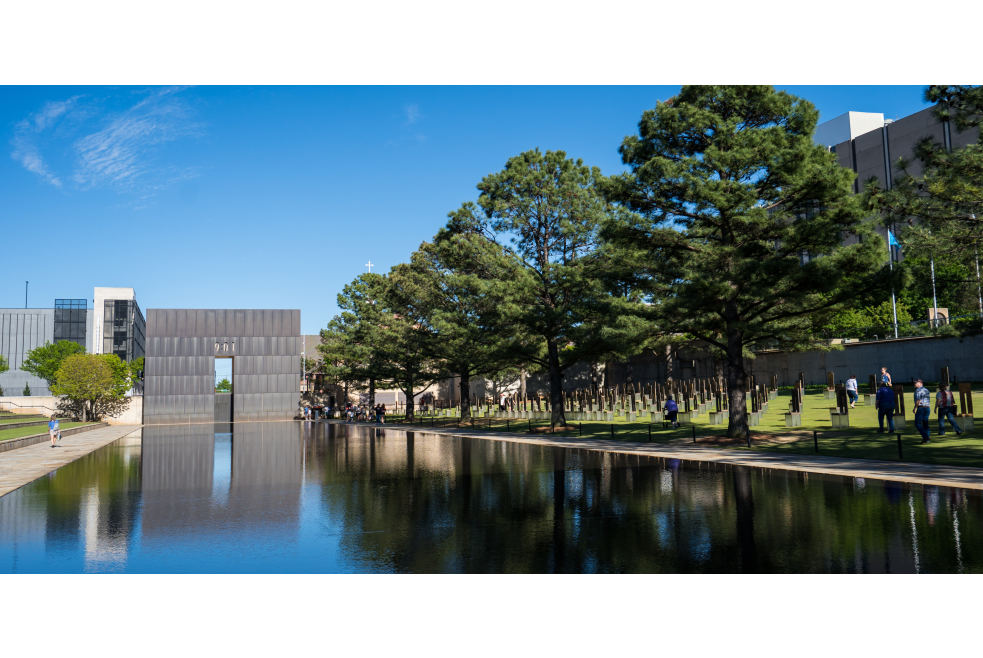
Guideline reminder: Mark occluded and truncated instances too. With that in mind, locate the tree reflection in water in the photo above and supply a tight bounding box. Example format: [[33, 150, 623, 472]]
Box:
[[1, 422, 982, 573]]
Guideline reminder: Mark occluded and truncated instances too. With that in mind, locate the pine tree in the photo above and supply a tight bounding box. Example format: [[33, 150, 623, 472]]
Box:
[[327, 273, 445, 421], [455, 149, 631, 426], [387, 226, 526, 420], [604, 86, 891, 438]]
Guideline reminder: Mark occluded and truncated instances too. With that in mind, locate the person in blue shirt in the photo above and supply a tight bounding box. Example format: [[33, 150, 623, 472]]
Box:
[[875, 382, 896, 433], [664, 395, 679, 428], [48, 414, 60, 448], [913, 379, 932, 443]]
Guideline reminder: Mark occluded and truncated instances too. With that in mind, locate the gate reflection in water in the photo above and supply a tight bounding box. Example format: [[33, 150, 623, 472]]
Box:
[[1, 422, 981, 573]]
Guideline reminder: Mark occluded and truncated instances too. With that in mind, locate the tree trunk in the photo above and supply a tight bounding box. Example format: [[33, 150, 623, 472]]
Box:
[[590, 362, 599, 396], [725, 328, 749, 439], [547, 338, 566, 426], [369, 377, 375, 408], [459, 368, 472, 420], [519, 368, 527, 401], [626, 358, 634, 407], [403, 383, 416, 421], [665, 343, 675, 382]]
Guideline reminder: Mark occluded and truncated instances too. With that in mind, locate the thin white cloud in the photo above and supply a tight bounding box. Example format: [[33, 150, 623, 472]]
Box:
[[403, 104, 421, 125], [11, 134, 61, 187], [9, 97, 82, 187], [10, 87, 202, 198], [72, 88, 202, 191]]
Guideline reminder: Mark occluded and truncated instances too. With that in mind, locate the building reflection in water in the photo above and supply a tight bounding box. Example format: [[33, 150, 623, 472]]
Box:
[[140, 423, 303, 547], [2, 422, 983, 573]]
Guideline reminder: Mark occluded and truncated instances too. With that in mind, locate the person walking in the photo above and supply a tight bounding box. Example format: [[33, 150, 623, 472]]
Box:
[[935, 383, 963, 436], [875, 381, 896, 433], [880, 367, 892, 387], [380, 403, 387, 424], [48, 414, 60, 448], [664, 394, 679, 429], [913, 379, 932, 444], [304, 404, 311, 420], [846, 375, 859, 408]]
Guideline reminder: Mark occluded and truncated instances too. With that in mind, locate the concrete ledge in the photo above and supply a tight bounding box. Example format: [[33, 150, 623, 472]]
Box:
[[337, 420, 983, 490], [0, 419, 70, 431], [0, 423, 108, 454]]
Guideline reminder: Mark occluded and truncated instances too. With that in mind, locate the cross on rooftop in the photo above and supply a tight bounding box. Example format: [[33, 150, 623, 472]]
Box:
[[365, 261, 374, 272]]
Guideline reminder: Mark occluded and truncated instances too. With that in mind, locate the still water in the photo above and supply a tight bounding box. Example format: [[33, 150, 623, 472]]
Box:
[[1, 422, 980, 573]]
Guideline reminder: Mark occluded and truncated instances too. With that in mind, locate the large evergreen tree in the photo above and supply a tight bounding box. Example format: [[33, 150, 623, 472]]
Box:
[[387, 226, 524, 420], [604, 85, 891, 438], [326, 273, 445, 421], [456, 149, 632, 426]]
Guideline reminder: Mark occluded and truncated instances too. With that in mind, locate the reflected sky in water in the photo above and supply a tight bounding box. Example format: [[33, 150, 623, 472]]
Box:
[[1, 422, 981, 573]]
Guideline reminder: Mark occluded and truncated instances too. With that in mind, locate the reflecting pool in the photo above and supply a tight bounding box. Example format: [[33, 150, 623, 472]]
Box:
[[1, 422, 981, 573]]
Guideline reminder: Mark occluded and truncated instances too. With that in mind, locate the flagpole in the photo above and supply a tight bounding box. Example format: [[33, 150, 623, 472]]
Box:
[[889, 226, 899, 338]]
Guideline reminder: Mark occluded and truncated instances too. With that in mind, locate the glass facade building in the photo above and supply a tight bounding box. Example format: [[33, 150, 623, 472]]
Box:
[[103, 299, 146, 363], [53, 299, 88, 349]]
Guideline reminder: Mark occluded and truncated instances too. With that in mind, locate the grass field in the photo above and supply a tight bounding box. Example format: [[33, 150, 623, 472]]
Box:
[[0, 416, 63, 425], [0, 422, 97, 443], [382, 387, 983, 469]]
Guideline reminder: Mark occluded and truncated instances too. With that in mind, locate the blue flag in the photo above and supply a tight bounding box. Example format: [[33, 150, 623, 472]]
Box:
[[888, 230, 901, 248]]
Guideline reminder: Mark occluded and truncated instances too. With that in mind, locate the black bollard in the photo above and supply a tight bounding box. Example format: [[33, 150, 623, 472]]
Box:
[[579, 423, 582, 436], [529, 420, 531, 433], [506, 419, 509, 432], [648, 424, 651, 442], [611, 424, 614, 439], [692, 425, 696, 443], [814, 430, 818, 453], [897, 433, 903, 460]]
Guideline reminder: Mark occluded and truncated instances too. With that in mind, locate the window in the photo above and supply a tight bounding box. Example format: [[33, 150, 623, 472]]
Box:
[[53, 299, 87, 349], [99, 299, 147, 362]]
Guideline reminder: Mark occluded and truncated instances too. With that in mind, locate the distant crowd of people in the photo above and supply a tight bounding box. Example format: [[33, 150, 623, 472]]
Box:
[[302, 402, 389, 423], [844, 366, 962, 444]]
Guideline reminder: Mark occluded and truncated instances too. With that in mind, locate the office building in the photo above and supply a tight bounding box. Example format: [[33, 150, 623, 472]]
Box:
[[0, 286, 145, 396], [813, 105, 980, 261]]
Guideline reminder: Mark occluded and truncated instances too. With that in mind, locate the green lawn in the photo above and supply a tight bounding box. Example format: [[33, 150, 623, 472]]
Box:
[[381, 387, 983, 469], [0, 416, 60, 425], [0, 422, 97, 443]]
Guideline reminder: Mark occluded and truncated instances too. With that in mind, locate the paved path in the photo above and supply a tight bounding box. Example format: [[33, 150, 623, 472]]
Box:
[[0, 425, 142, 498], [330, 421, 983, 489]]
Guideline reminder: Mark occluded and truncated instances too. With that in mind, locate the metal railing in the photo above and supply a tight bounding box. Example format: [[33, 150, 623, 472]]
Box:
[[753, 313, 983, 351], [0, 400, 59, 414], [826, 313, 983, 343]]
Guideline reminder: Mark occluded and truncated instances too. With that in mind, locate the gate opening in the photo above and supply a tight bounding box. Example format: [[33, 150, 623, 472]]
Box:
[[215, 357, 234, 423]]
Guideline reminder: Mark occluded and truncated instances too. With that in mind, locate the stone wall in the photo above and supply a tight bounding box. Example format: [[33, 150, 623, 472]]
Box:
[[0, 395, 143, 425]]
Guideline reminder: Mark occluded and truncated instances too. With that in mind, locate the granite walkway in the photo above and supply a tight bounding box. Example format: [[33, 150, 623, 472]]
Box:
[[0, 425, 142, 498], [330, 420, 983, 490]]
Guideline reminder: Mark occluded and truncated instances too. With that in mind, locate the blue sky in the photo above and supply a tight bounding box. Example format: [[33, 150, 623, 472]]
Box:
[[0, 85, 931, 334]]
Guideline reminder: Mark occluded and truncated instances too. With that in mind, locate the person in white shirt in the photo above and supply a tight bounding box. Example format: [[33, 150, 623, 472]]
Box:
[[845, 375, 859, 408]]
